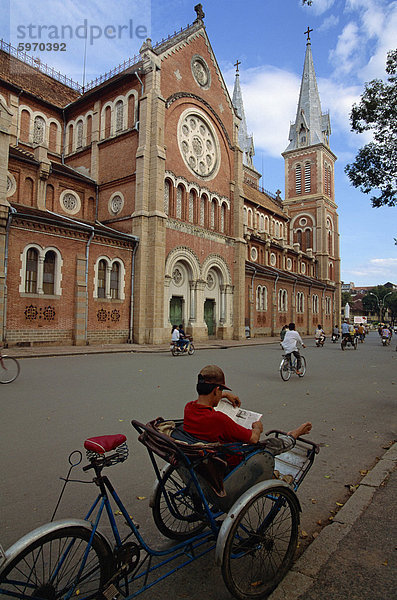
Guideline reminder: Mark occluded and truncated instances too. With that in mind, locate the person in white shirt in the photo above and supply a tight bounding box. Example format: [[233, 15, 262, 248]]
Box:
[[281, 322, 306, 374], [315, 324, 326, 346]]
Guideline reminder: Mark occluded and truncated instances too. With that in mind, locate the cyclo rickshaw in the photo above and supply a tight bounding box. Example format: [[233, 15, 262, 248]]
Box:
[[0, 418, 319, 600]]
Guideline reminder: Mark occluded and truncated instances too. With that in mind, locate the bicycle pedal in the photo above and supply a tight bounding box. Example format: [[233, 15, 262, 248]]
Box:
[[103, 583, 125, 599]]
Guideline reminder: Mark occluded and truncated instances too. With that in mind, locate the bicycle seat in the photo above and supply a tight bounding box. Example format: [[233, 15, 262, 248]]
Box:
[[84, 434, 126, 454]]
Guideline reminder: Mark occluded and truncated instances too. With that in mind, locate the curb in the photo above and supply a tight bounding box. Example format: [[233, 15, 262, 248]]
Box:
[[6, 338, 284, 360], [268, 442, 397, 600]]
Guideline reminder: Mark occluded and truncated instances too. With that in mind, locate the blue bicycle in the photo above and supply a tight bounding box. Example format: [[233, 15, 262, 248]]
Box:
[[0, 419, 319, 600]]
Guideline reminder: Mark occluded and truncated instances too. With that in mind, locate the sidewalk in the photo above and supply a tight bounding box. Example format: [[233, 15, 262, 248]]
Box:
[[269, 442, 397, 600], [4, 335, 282, 359]]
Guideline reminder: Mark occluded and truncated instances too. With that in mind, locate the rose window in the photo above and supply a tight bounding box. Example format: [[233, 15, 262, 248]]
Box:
[[191, 56, 210, 88], [62, 193, 77, 211], [178, 111, 219, 179], [172, 268, 183, 286], [110, 195, 123, 215]]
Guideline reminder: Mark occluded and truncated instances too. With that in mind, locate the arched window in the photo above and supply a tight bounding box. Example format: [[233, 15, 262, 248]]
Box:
[[297, 229, 302, 248], [247, 208, 253, 228], [115, 100, 124, 132], [265, 215, 269, 232], [256, 286, 267, 311], [176, 185, 183, 219], [43, 250, 55, 295], [25, 248, 38, 293], [210, 200, 216, 229], [312, 294, 319, 313], [22, 246, 62, 296], [189, 191, 194, 223], [200, 195, 206, 226], [164, 180, 170, 215], [97, 260, 106, 298], [33, 116, 45, 145], [259, 214, 265, 232], [296, 164, 302, 195], [305, 229, 312, 250], [220, 203, 226, 233], [76, 120, 83, 149], [297, 291, 304, 313], [110, 262, 120, 299], [243, 206, 248, 226], [304, 162, 311, 193], [278, 289, 288, 312]]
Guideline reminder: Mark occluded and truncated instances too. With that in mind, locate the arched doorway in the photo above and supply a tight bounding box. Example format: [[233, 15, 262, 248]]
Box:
[[204, 299, 215, 336], [170, 296, 183, 326]]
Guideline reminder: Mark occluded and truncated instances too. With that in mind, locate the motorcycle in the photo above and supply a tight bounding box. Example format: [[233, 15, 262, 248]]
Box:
[[382, 335, 390, 346], [331, 333, 339, 343], [170, 337, 195, 356], [315, 335, 326, 347]]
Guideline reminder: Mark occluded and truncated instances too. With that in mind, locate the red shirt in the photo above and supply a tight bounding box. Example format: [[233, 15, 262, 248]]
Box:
[[184, 400, 252, 444]]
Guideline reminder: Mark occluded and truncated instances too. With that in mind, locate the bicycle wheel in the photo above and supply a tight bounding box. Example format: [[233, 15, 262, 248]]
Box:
[[279, 358, 291, 381], [0, 356, 20, 383], [298, 356, 306, 377], [152, 464, 205, 540], [188, 342, 195, 355], [0, 525, 111, 599], [221, 486, 299, 600]]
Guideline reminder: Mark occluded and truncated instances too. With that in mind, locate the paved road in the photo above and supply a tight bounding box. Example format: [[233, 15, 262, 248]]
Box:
[[1, 334, 396, 598]]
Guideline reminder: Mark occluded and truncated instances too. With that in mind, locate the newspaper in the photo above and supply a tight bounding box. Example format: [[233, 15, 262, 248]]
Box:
[[215, 399, 262, 429]]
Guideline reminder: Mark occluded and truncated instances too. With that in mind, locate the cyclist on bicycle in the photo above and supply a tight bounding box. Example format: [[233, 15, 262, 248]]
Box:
[[281, 322, 306, 375]]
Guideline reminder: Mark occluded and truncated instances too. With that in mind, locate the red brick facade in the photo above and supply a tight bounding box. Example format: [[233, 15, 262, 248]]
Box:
[[0, 15, 339, 347]]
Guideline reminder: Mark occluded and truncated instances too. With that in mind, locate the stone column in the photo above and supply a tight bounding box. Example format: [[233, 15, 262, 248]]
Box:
[[130, 42, 167, 344]]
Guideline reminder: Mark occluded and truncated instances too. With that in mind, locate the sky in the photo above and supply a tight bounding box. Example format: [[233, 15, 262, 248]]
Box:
[[2, 0, 397, 286]]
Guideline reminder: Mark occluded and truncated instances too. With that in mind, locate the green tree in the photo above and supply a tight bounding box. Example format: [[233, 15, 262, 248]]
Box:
[[345, 50, 397, 208], [362, 285, 395, 321], [341, 291, 352, 306]]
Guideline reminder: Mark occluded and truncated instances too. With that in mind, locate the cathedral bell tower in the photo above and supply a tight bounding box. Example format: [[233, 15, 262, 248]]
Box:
[[282, 30, 340, 293]]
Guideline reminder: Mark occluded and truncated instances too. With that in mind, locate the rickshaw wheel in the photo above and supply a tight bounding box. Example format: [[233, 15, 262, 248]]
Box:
[[152, 464, 206, 540], [221, 486, 299, 599]]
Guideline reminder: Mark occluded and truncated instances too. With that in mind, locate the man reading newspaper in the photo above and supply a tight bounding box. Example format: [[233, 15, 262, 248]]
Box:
[[184, 365, 312, 462]]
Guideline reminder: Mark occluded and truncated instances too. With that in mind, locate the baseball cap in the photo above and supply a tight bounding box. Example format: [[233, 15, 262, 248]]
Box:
[[198, 365, 231, 390]]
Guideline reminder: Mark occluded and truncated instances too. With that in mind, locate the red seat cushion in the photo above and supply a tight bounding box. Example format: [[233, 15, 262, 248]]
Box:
[[84, 434, 126, 454]]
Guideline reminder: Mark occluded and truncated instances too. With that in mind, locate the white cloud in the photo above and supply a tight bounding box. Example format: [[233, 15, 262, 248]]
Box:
[[226, 66, 301, 158], [302, 0, 336, 16], [318, 14, 340, 31], [345, 258, 397, 286], [329, 21, 361, 75]]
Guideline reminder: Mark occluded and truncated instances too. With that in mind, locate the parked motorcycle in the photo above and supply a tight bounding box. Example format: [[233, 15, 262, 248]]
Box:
[[170, 337, 195, 356]]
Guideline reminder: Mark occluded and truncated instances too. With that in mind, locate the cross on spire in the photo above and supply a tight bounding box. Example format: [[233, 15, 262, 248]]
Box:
[[304, 26, 313, 42], [234, 59, 241, 73]]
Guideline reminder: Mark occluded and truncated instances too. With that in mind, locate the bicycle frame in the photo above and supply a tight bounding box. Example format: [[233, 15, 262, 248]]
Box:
[[81, 467, 218, 598]]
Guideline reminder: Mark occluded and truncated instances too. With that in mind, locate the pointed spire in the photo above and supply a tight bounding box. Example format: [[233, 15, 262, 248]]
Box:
[[232, 61, 255, 167], [285, 35, 331, 152]]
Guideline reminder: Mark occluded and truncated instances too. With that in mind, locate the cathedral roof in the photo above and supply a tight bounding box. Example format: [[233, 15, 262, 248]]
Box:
[[284, 40, 331, 153]]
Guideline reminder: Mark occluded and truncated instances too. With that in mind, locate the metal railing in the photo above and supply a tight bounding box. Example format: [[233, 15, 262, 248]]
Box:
[[0, 39, 82, 91]]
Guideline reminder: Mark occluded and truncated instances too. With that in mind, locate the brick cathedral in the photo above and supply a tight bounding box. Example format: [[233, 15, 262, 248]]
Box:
[[0, 5, 340, 347]]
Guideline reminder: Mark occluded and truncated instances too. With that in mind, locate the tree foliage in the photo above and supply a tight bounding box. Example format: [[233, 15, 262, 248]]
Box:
[[345, 50, 397, 208], [362, 285, 396, 320], [341, 291, 352, 306]]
